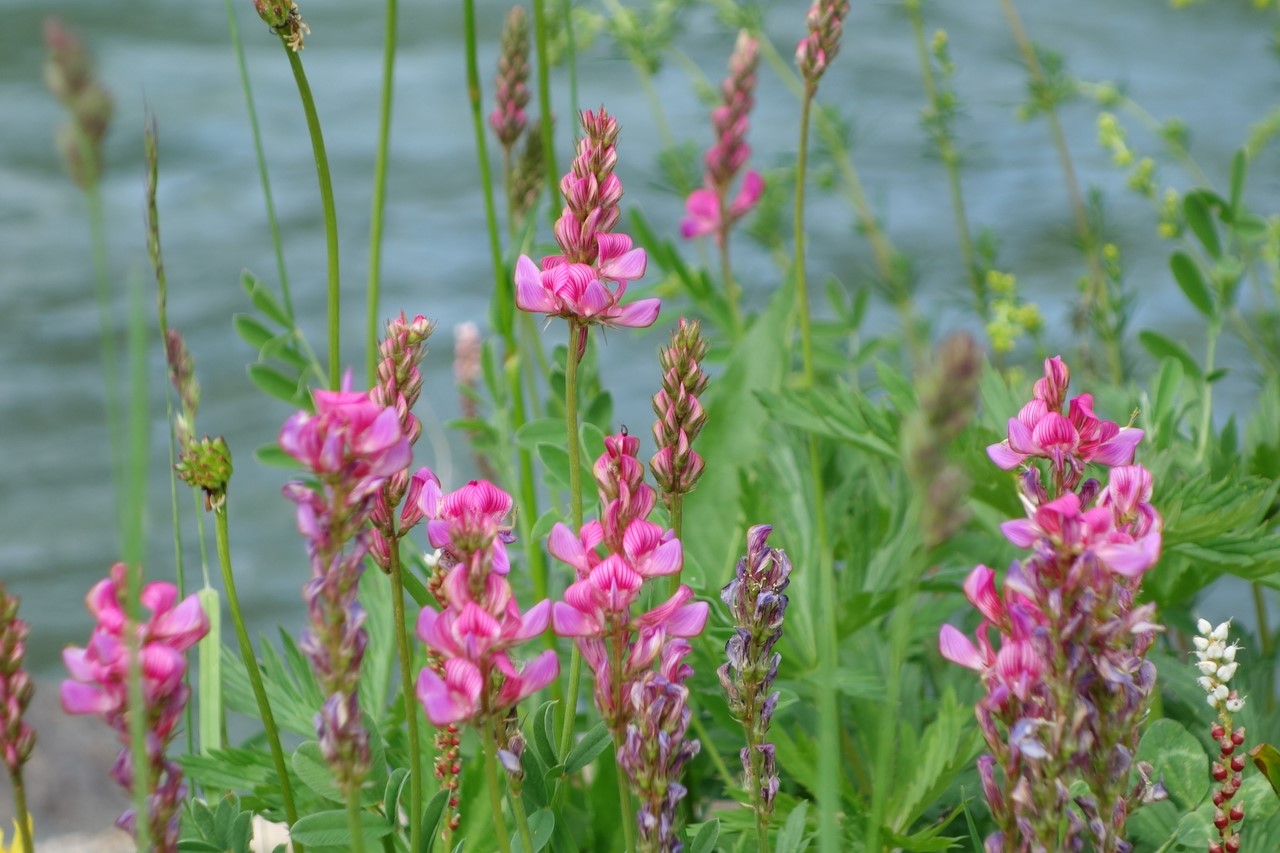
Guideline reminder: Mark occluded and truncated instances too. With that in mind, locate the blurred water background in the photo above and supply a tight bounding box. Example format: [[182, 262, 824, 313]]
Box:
[[1, 0, 1277, 675]]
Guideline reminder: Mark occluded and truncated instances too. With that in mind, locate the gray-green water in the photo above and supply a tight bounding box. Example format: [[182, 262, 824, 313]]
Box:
[[2, 0, 1276, 674]]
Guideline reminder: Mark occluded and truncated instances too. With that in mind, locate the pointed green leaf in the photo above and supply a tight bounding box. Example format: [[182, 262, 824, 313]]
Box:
[[289, 809, 393, 847], [1250, 743, 1280, 800], [233, 313, 275, 351], [1138, 331, 1203, 381], [247, 363, 304, 405], [687, 818, 720, 853], [1137, 719, 1209, 810], [564, 721, 613, 775], [1230, 148, 1247, 215], [241, 270, 292, 327], [1170, 251, 1215, 316], [1183, 192, 1222, 259], [776, 801, 809, 853], [419, 788, 450, 853]]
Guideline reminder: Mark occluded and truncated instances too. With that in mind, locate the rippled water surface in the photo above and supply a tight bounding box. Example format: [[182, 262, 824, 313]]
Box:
[[2, 0, 1277, 671]]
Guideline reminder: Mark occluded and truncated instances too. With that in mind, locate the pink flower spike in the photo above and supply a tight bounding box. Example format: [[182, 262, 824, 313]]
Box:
[[939, 624, 989, 671]]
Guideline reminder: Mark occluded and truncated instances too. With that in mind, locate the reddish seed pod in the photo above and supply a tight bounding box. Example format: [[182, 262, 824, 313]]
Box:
[[1225, 838, 1240, 853], [1232, 727, 1245, 746], [1210, 843, 1224, 853], [1213, 790, 1225, 807], [1230, 806, 1244, 822], [1212, 762, 1229, 781], [1212, 723, 1226, 740], [1231, 755, 1246, 772], [1214, 808, 1229, 830], [1219, 737, 1235, 756], [1232, 773, 1243, 788]]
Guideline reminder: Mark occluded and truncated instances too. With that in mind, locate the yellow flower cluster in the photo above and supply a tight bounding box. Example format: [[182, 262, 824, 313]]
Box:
[[985, 270, 1043, 354]]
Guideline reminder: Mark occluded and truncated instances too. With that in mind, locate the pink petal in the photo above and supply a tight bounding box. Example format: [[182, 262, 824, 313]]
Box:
[[140, 583, 178, 616], [547, 523, 590, 574], [986, 441, 1026, 470], [551, 601, 600, 637], [416, 607, 441, 646], [577, 279, 612, 318], [598, 247, 647, 283], [60, 680, 112, 716], [516, 599, 551, 640], [1092, 428, 1144, 467], [663, 601, 708, 637], [1000, 519, 1038, 549], [728, 170, 764, 218], [962, 565, 1003, 624], [416, 668, 470, 727], [150, 594, 210, 650], [610, 298, 661, 329], [515, 255, 557, 314], [938, 624, 987, 671], [516, 650, 559, 695]]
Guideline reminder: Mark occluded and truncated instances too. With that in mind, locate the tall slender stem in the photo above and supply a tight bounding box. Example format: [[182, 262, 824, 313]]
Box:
[[284, 47, 342, 389], [224, 0, 294, 316], [366, 0, 399, 387], [532, 0, 560, 229], [997, 0, 1120, 383], [214, 505, 304, 847], [795, 84, 840, 853], [346, 787, 368, 853], [84, 175, 123, 535], [718, 227, 744, 339], [482, 722, 514, 853], [388, 533, 422, 852], [557, 323, 587, 771], [1195, 318, 1220, 463], [497, 717, 537, 853], [561, 0, 579, 114], [609, 636, 636, 853], [9, 771, 33, 853]]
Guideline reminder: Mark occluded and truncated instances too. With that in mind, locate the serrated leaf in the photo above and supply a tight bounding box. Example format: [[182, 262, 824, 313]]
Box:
[[1170, 251, 1215, 316], [563, 721, 612, 774], [289, 809, 393, 847], [1137, 719, 1209, 810], [687, 818, 720, 853], [241, 271, 292, 327], [247, 363, 304, 405]]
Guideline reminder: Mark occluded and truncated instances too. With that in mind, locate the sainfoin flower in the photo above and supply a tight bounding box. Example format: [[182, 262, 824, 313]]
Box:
[[682, 31, 764, 243], [61, 564, 209, 852], [1193, 619, 1247, 853], [650, 319, 709, 513], [414, 474, 556, 727], [0, 583, 35, 790], [515, 107, 659, 352], [939, 357, 1164, 852], [281, 373, 411, 793]]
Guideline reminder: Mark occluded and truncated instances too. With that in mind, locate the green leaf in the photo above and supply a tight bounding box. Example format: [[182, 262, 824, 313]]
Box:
[[529, 700, 559, 767], [1183, 191, 1223, 259], [687, 818, 720, 853], [292, 742, 343, 804], [247, 363, 304, 405], [241, 270, 292, 327], [289, 809, 393, 847], [233, 313, 275, 350], [514, 809, 554, 853], [419, 788, 450, 853], [383, 767, 410, 823], [177, 841, 224, 852], [1137, 718, 1209, 810], [254, 442, 299, 470], [1170, 251, 1215, 316], [1230, 148, 1247, 215], [775, 800, 809, 853], [515, 418, 567, 450], [197, 588, 222, 756], [1251, 743, 1280, 800], [537, 444, 572, 490], [889, 688, 980, 831], [1138, 331, 1202, 381], [564, 721, 612, 774]]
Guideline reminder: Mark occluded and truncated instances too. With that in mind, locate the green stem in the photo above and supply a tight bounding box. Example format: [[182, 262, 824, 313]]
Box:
[[284, 47, 342, 389], [9, 770, 33, 853], [214, 505, 304, 846], [346, 787, 368, 853], [366, 0, 399, 387], [389, 534, 422, 853], [718, 223, 744, 339], [796, 83, 840, 853], [500, 719, 537, 853], [556, 322, 587, 774], [482, 722, 514, 853], [905, 0, 985, 318], [532, 0, 560, 229], [1195, 319, 1220, 463], [83, 173, 123, 536], [997, 0, 1119, 383], [609, 634, 636, 853], [615, 735, 637, 853]]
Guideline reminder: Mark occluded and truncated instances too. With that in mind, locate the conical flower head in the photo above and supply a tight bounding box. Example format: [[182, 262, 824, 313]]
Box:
[[490, 6, 530, 149]]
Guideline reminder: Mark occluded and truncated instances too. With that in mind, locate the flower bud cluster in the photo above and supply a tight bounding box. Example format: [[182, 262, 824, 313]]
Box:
[[279, 375, 412, 793], [682, 32, 764, 243], [61, 565, 209, 852], [718, 525, 791, 820], [795, 0, 850, 87], [253, 0, 310, 52], [515, 107, 659, 347], [43, 17, 113, 189], [489, 7, 530, 151], [510, 118, 546, 226], [618, 649, 701, 853], [369, 313, 436, 572], [650, 319, 709, 508], [940, 356, 1164, 851], [414, 475, 558, 727], [0, 585, 35, 778], [1195, 619, 1247, 853]]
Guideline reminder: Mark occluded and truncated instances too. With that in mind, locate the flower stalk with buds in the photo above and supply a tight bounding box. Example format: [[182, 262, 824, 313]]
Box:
[[719, 526, 791, 853], [1195, 619, 1248, 853], [0, 586, 35, 853]]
